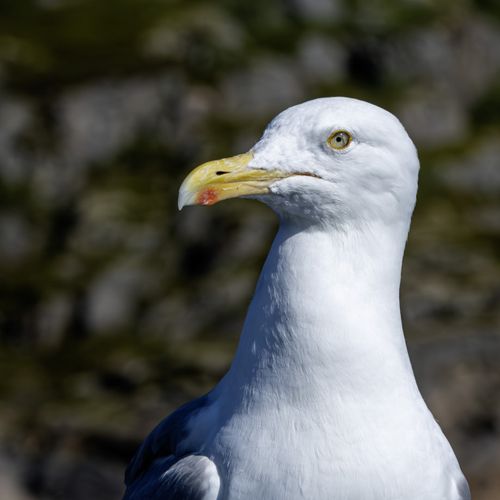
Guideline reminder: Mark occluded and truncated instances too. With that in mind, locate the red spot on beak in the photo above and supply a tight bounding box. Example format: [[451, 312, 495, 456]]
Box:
[[197, 188, 218, 206]]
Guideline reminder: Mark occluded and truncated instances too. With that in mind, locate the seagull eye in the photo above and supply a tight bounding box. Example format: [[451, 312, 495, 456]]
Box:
[[327, 130, 352, 150]]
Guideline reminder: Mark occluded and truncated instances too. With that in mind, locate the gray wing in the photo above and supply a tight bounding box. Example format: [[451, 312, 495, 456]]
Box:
[[124, 454, 220, 500], [124, 394, 219, 499], [455, 474, 471, 500]]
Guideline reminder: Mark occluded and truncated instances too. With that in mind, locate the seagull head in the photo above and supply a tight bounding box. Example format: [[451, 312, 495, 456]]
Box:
[[178, 97, 419, 227]]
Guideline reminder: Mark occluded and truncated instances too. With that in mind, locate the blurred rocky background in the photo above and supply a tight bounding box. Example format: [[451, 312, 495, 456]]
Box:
[[0, 0, 499, 498]]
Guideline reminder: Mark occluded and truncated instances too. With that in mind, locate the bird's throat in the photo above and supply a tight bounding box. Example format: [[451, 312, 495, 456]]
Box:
[[221, 219, 418, 408]]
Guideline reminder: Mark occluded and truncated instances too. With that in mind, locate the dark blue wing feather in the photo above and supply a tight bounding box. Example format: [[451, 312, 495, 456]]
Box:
[[124, 394, 211, 488]]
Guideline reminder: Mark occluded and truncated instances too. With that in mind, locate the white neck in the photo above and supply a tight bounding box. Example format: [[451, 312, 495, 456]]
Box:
[[220, 217, 420, 409], [209, 218, 463, 500]]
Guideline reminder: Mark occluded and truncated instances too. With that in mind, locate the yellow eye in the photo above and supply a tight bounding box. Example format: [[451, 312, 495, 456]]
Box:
[[327, 130, 351, 150]]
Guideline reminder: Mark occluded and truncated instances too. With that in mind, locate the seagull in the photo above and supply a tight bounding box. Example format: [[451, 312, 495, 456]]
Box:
[[123, 97, 470, 499]]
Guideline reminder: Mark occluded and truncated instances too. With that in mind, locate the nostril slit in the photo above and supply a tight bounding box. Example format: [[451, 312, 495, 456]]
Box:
[[216, 171, 229, 176]]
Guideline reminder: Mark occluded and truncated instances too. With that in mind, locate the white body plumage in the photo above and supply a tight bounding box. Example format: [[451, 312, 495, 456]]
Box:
[[181, 223, 467, 499]]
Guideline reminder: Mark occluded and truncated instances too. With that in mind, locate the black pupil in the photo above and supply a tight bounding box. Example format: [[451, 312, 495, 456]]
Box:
[[336, 136, 343, 142]]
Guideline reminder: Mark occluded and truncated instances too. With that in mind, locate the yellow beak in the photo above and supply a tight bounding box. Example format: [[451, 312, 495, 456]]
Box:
[[178, 152, 289, 209]]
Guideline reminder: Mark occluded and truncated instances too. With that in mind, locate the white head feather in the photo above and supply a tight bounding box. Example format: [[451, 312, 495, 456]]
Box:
[[249, 97, 419, 227]]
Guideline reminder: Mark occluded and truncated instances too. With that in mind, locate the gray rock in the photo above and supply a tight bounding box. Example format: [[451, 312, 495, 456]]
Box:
[[0, 97, 32, 184], [56, 75, 184, 169], [387, 17, 500, 103], [220, 57, 304, 120], [87, 260, 154, 334], [0, 452, 34, 500], [297, 34, 346, 86], [438, 140, 500, 195], [397, 88, 468, 149], [410, 333, 500, 496], [289, 0, 343, 23]]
